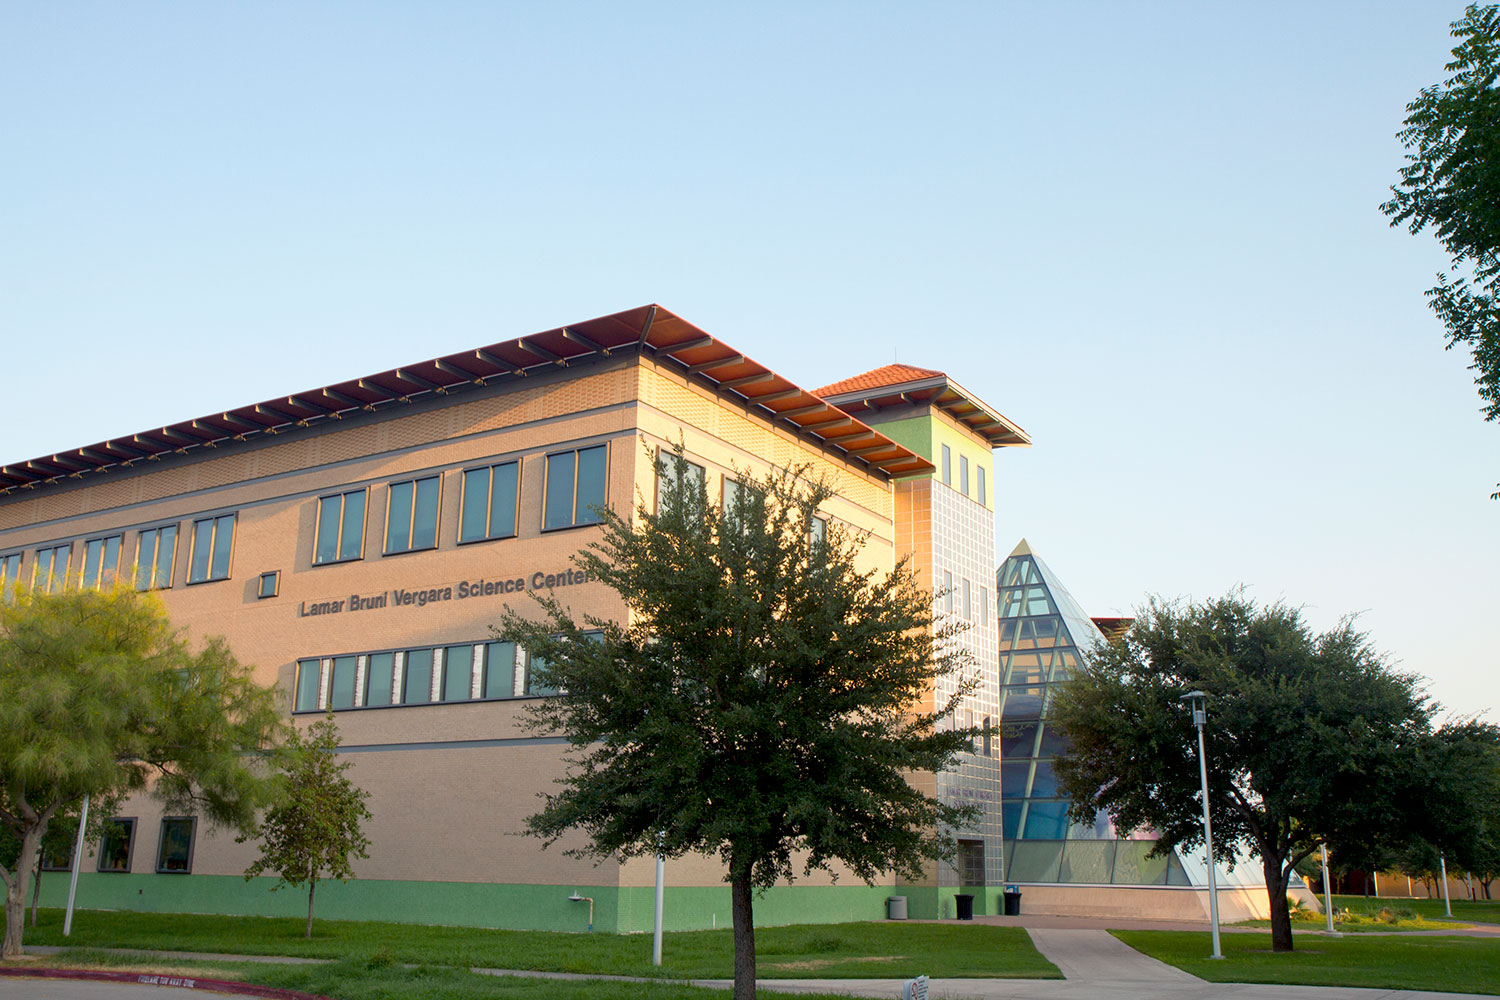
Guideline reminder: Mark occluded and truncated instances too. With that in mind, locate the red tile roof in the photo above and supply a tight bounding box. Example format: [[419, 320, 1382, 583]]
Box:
[[813, 363, 945, 398]]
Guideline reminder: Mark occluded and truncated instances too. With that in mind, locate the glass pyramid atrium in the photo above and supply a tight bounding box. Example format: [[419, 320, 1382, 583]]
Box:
[[997, 540, 1197, 885]]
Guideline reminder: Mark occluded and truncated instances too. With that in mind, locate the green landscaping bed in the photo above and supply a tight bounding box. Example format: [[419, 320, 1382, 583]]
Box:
[[15, 909, 1060, 980], [1332, 894, 1500, 926], [1114, 929, 1500, 995]]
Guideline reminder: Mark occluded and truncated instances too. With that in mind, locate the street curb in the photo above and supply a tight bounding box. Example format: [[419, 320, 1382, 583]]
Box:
[[0, 967, 332, 999]]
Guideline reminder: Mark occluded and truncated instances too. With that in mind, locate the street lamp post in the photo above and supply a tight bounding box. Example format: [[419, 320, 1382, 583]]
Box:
[[1320, 844, 1341, 937], [1179, 691, 1223, 960]]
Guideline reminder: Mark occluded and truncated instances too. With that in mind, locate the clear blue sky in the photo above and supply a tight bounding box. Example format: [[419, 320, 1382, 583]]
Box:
[[3, 2, 1494, 715]]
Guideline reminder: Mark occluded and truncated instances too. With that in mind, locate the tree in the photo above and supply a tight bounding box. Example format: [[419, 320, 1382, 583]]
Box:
[[0, 584, 284, 957], [1383, 4, 1500, 496], [242, 714, 371, 939], [1424, 720, 1500, 900], [499, 454, 979, 1000], [1049, 593, 1431, 953]]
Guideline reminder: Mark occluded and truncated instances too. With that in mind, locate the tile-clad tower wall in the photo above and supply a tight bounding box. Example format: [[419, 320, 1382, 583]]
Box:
[[928, 477, 1001, 888]]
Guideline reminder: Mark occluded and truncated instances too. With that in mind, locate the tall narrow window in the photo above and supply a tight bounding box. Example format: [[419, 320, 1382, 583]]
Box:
[[655, 452, 705, 512], [460, 461, 519, 543], [315, 490, 366, 564], [544, 444, 607, 530], [977, 466, 987, 506], [33, 543, 71, 594], [982, 716, 993, 757], [188, 515, 235, 583], [294, 659, 322, 712], [963, 578, 972, 619], [809, 515, 828, 551], [0, 552, 21, 600], [960, 455, 969, 496], [79, 535, 122, 589], [136, 525, 177, 590], [402, 648, 434, 704], [941, 444, 952, 485], [484, 641, 516, 699], [943, 570, 954, 613], [156, 817, 196, 874], [364, 652, 395, 707], [980, 586, 989, 627], [97, 818, 136, 873], [443, 644, 474, 702], [385, 476, 440, 554], [328, 655, 357, 709], [523, 649, 558, 697]]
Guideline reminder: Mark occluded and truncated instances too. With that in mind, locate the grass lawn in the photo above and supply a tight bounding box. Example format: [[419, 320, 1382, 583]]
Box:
[[1, 949, 849, 1000], [1332, 894, 1500, 926], [1114, 929, 1500, 996], [14, 909, 1060, 981]]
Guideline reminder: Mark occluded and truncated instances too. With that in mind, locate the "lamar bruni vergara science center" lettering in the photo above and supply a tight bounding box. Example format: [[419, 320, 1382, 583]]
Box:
[[298, 567, 596, 617]]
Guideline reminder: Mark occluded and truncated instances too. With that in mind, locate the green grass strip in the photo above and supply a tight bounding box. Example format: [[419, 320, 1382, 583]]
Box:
[[1113, 929, 1500, 995], [17, 909, 1059, 980]]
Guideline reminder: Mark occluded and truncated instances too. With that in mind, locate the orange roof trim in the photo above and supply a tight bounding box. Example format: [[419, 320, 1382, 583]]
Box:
[[812, 363, 945, 398]]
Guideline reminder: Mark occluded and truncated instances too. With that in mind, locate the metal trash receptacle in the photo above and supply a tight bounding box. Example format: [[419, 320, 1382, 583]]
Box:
[[1002, 885, 1022, 916], [887, 895, 908, 920], [955, 893, 975, 920]]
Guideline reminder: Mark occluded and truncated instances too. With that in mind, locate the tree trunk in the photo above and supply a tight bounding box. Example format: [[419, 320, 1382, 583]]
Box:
[[2, 828, 41, 958], [730, 856, 756, 1000], [1264, 855, 1294, 953], [306, 878, 317, 939], [29, 856, 42, 927]]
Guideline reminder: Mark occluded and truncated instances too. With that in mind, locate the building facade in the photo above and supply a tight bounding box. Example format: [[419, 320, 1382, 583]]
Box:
[[1, 306, 1030, 930]]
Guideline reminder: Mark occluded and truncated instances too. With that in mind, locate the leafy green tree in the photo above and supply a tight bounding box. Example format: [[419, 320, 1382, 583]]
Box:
[[1425, 720, 1500, 900], [500, 454, 978, 1000], [1384, 4, 1500, 496], [242, 714, 371, 939], [0, 584, 284, 957], [1050, 593, 1431, 953]]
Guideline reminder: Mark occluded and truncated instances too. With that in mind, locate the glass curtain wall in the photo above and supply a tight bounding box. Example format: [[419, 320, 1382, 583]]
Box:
[[997, 543, 1191, 886]]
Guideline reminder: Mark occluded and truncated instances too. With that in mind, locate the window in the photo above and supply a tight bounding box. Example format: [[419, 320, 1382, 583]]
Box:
[[386, 476, 440, 554], [402, 648, 434, 704], [960, 455, 969, 496], [982, 716, 993, 757], [294, 659, 322, 712], [33, 543, 71, 594], [941, 444, 951, 485], [544, 444, 607, 530], [442, 644, 475, 702], [943, 570, 953, 613], [328, 655, 357, 710], [963, 578, 972, 620], [96, 818, 136, 873], [1, 552, 22, 600], [977, 466, 987, 506], [136, 525, 177, 590], [188, 514, 235, 583], [364, 652, 395, 707], [258, 571, 280, 599], [655, 452, 706, 512], [484, 641, 517, 699], [315, 490, 366, 564], [980, 586, 989, 627], [460, 461, 519, 543], [156, 817, 195, 874], [79, 535, 122, 589], [523, 649, 558, 697], [809, 515, 828, 550]]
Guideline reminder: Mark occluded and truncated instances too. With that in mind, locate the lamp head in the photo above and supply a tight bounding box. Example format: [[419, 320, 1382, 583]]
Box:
[[1178, 690, 1207, 726], [568, 893, 584, 902]]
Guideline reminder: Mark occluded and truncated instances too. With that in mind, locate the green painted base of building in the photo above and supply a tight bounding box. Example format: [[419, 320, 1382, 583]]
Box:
[[29, 873, 1005, 933]]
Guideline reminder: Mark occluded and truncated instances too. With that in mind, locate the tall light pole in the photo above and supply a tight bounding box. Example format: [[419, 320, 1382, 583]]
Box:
[[1319, 844, 1340, 937], [1179, 691, 1222, 959], [653, 830, 665, 967]]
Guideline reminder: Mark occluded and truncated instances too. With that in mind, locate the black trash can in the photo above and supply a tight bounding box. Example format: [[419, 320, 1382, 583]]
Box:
[[1002, 886, 1022, 916], [955, 893, 975, 920]]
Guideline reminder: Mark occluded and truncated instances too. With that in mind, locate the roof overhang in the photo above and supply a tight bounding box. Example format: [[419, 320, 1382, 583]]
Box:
[[819, 373, 1031, 448], [0, 305, 933, 495]]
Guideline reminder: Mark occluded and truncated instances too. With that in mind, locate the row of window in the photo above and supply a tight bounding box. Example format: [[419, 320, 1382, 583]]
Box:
[[655, 453, 829, 542], [291, 636, 596, 713], [940, 569, 990, 626], [0, 444, 611, 596], [41, 817, 196, 875], [939, 444, 988, 505]]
